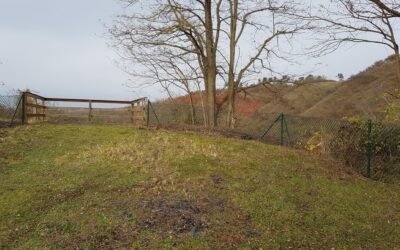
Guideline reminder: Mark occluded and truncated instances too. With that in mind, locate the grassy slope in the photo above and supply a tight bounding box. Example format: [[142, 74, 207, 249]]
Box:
[[256, 81, 340, 115], [0, 125, 399, 249], [303, 57, 398, 119]]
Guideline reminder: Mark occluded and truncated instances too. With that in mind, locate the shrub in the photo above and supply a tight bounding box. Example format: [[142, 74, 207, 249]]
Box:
[[328, 117, 400, 181], [384, 89, 400, 123]]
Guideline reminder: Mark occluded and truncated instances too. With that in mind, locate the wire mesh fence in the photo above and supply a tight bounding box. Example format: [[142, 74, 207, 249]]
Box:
[[45, 102, 135, 125], [148, 102, 400, 181], [0, 94, 22, 127], [148, 102, 205, 126]]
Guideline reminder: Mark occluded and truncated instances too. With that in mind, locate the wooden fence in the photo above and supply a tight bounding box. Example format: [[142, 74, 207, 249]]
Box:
[[20, 91, 149, 126]]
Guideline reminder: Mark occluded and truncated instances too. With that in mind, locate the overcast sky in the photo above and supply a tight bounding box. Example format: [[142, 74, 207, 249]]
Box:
[[0, 0, 393, 101]]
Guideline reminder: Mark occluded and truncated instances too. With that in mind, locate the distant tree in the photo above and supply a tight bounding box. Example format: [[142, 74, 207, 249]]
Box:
[[337, 73, 344, 81], [281, 75, 291, 84]]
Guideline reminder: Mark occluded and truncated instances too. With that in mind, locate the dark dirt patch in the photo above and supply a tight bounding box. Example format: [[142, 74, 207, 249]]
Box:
[[139, 199, 207, 234], [130, 195, 260, 248], [210, 175, 223, 184]]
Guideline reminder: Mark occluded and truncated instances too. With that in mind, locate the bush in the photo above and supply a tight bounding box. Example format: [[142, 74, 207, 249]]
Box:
[[329, 118, 400, 181], [384, 89, 400, 123]]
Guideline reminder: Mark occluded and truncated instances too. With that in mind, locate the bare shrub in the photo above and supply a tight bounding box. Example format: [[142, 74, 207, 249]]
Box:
[[328, 118, 400, 180]]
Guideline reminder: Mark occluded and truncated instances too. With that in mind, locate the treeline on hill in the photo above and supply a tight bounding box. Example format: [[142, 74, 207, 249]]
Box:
[[257, 74, 336, 86]]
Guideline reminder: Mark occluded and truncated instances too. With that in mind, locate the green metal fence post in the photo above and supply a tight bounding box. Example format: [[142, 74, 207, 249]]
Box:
[[281, 113, 285, 146], [280, 113, 284, 146], [148, 100, 160, 126], [367, 119, 373, 178], [283, 114, 292, 147], [260, 114, 281, 140], [9, 94, 23, 127]]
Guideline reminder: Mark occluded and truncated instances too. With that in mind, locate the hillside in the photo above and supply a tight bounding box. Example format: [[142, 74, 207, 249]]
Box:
[[162, 55, 398, 119], [1, 125, 400, 248], [302, 56, 398, 118], [257, 55, 398, 118], [253, 81, 340, 115]]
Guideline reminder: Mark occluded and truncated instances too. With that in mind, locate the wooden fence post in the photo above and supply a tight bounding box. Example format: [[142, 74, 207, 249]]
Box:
[[89, 100, 93, 121], [21, 92, 27, 124], [42, 98, 46, 122], [131, 102, 135, 125]]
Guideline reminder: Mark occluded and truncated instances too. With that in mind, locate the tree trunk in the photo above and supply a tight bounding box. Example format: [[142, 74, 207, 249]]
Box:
[[226, 0, 238, 128], [226, 88, 236, 128], [204, 0, 217, 127], [395, 48, 400, 88], [195, 82, 207, 126], [206, 68, 217, 127], [188, 92, 196, 124], [203, 71, 210, 126]]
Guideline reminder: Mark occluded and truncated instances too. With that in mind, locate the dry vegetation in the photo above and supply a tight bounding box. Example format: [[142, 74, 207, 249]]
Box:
[[302, 56, 399, 118]]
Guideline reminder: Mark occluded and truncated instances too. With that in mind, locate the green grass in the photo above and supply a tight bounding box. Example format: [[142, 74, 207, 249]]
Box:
[[0, 125, 399, 249]]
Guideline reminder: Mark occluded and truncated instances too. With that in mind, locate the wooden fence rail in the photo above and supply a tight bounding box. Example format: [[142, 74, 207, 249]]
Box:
[[21, 91, 148, 126]]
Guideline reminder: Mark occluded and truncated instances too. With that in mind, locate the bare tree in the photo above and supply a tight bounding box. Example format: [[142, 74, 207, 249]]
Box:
[[223, 0, 306, 128], [306, 0, 400, 87], [110, 0, 222, 127], [369, 0, 400, 17], [137, 50, 204, 124], [110, 0, 308, 128]]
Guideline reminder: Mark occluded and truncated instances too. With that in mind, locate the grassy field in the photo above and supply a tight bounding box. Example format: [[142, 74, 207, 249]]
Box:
[[0, 125, 400, 249]]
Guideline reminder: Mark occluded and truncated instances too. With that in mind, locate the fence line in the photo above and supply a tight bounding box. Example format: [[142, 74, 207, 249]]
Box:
[[0, 94, 22, 127], [148, 103, 400, 181], [2, 94, 399, 181], [0, 92, 149, 126]]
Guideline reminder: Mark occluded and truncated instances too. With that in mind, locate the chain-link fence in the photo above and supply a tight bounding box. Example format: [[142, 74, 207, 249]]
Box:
[[0, 94, 22, 127], [45, 102, 136, 125], [148, 102, 205, 126], [148, 102, 400, 181]]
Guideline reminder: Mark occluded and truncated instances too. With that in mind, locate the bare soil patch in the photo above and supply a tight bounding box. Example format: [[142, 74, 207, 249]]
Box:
[[139, 199, 207, 234]]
